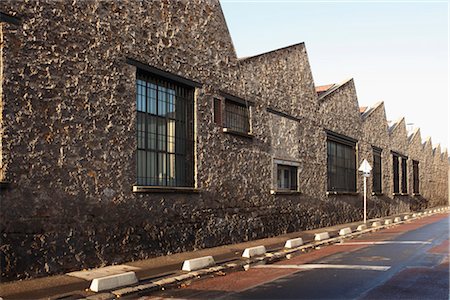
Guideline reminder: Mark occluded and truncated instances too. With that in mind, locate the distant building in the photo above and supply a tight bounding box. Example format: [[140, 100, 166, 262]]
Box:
[[0, 0, 448, 280]]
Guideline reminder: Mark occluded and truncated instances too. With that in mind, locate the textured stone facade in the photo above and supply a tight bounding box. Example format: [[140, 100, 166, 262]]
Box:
[[0, 0, 448, 281]]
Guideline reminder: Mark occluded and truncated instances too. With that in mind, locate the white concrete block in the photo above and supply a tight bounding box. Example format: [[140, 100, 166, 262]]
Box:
[[412, 213, 418, 217], [403, 215, 410, 220], [339, 227, 352, 236], [371, 221, 381, 227], [181, 256, 215, 272], [357, 224, 367, 231], [242, 246, 266, 258], [284, 237, 303, 248], [384, 219, 392, 225], [314, 232, 330, 241], [90, 271, 138, 292], [394, 217, 401, 223]]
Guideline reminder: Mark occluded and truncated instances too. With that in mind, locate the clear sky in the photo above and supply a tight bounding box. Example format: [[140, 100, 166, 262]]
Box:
[[220, 0, 449, 152]]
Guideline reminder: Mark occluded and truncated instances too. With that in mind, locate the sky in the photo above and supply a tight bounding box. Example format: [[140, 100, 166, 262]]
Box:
[[220, 0, 449, 152]]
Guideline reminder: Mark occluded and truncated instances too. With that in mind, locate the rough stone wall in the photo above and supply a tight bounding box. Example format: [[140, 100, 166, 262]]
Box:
[[0, 22, 3, 181], [421, 138, 434, 201], [238, 43, 326, 199], [389, 119, 409, 155], [430, 145, 447, 206], [318, 80, 362, 140], [407, 129, 427, 210], [388, 119, 409, 201], [0, 0, 448, 282], [0, 0, 267, 281], [360, 102, 403, 216]]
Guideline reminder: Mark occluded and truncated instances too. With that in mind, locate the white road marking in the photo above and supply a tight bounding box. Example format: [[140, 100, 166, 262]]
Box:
[[253, 264, 390, 271], [338, 241, 431, 245]]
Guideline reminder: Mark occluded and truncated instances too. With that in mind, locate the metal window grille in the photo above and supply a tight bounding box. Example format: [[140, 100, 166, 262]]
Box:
[[372, 149, 382, 193], [393, 154, 400, 193], [327, 139, 356, 192], [224, 100, 250, 133], [277, 165, 298, 190], [401, 157, 407, 193], [413, 160, 419, 194], [136, 71, 194, 187]]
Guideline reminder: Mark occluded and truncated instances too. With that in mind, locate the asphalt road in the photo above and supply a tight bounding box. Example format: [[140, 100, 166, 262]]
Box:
[[146, 214, 449, 299]]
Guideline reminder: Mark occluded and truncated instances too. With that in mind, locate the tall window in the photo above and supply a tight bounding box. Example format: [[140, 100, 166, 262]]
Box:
[[392, 154, 400, 193], [372, 147, 382, 193], [327, 133, 357, 192], [401, 157, 407, 193], [136, 71, 194, 187], [277, 165, 298, 191], [224, 99, 250, 133], [413, 160, 419, 194]]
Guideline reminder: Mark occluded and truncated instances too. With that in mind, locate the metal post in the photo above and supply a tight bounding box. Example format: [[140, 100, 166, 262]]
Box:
[[364, 176, 367, 224]]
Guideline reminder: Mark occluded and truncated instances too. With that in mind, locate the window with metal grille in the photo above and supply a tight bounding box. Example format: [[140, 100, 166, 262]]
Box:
[[224, 99, 250, 133], [392, 154, 400, 193], [413, 160, 419, 194], [136, 71, 194, 187], [327, 134, 356, 192], [277, 165, 298, 191], [372, 148, 382, 193], [401, 157, 407, 193]]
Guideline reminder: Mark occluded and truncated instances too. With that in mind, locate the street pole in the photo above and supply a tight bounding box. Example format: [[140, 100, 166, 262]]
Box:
[[358, 159, 371, 225], [363, 176, 367, 224]]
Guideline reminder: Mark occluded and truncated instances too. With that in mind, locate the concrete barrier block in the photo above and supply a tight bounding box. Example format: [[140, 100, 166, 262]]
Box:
[[182, 256, 215, 272], [394, 217, 401, 223], [403, 215, 410, 220], [357, 224, 367, 231], [384, 219, 392, 225], [371, 221, 381, 227], [242, 246, 266, 258], [284, 237, 304, 248], [339, 227, 352, 236], [90, 271, 138, 292], [314, 232, 330, 241], [412, 213, 418, 217]]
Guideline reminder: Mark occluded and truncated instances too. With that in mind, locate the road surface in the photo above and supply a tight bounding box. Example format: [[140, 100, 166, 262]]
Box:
[[144, 213, 449, 299]]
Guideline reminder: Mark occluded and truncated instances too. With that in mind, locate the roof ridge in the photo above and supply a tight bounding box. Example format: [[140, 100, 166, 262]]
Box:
[[238, 42, 305, 62]]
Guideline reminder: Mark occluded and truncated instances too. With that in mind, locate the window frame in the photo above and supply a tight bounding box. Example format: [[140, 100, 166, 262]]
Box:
[[401, 157, 408, 194], [326, 132, 357, 193], [392, 154, 400, 194], [372, 147, 382, 194], [224, 99, 251, 135], [413, 160, 419, 194], [276, 164, 298, 191], [135, 70, 195, 188], [271, 159, 300, 194]]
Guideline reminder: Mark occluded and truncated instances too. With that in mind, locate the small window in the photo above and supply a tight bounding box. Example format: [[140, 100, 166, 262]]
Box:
[[224, 99, 250, 134], [372, 148, 382, 193], [413, 160, 419, 194], [276, 165, 298, 191]]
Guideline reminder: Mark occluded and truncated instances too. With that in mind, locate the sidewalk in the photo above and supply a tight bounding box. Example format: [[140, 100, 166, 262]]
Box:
[[0, 209, 444, 299]]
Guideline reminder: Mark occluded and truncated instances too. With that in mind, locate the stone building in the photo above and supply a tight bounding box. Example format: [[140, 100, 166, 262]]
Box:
[[0, 0, 448, 280]]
